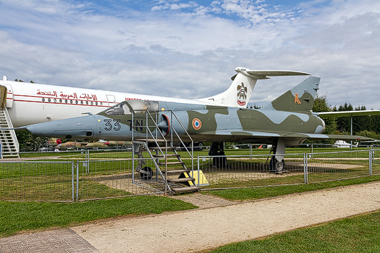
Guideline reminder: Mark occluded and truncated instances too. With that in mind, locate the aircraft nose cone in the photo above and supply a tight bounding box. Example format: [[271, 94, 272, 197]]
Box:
[[26, 123, 54, 136], [25, 116, 98, 140]]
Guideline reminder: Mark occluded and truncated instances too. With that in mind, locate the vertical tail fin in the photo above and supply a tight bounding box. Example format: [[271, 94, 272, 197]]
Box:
[[198, 67, 309, 108], [263, 76, 320, 112]]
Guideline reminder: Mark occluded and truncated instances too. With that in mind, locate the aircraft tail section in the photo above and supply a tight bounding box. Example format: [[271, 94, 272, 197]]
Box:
[[263, 76, 320, 112], [198, 67, 309, 108]]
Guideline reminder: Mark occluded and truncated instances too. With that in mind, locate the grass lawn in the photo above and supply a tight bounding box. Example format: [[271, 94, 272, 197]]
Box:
[[0, 195, 196, 238], [208, 210, 380, 253], [17, 146, 376, 160], [204, 177, 380, 253], [1, 177, 379, 239], [205, 175, 380, 200]]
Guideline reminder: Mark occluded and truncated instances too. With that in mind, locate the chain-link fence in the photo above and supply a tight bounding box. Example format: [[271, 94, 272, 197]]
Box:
[[0, 161, 74, 202], [0, 148, 379, 201], [371, 148, 380, 175], [197, 153, 306, 189], [306, 149, 374, 183], [76, 158, 163, 201], [13, 148, 132, 161]]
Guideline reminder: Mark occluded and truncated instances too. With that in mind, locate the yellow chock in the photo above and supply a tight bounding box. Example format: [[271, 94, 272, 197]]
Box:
[[188, 170, 209, 187]]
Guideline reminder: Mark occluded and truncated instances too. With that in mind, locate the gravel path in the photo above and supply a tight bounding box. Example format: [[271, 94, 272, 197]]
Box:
[[1, 182, 379, 253], [71, 182, 380, 252]]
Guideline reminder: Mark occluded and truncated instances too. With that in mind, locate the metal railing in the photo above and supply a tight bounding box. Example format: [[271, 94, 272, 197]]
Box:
[[0, 148, 378, 202], [0, 161, 74, 202], [130, 108, 195, 194]]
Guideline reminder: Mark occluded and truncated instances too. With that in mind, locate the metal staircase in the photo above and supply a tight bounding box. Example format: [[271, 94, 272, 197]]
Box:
[[130, 101, 200, 194], [152, 145, 200, 193], [0, 108, 20, 158]]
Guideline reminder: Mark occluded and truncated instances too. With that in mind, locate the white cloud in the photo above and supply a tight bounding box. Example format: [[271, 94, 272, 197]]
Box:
[[0, 0, 379, 110], [151, 0, 198, 11]]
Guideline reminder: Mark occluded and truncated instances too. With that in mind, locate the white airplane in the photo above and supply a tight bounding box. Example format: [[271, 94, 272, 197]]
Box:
[[0, 68, 309, 127]]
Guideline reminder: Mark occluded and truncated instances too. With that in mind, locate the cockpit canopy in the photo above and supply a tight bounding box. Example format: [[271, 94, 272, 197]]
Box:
[[104, 100, 159, 115]]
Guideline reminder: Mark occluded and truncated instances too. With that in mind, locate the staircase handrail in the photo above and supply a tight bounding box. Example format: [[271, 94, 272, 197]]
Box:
[[131, 108, 169, 193], [132, 140, 171, 192], [168, 110, 194, 170]]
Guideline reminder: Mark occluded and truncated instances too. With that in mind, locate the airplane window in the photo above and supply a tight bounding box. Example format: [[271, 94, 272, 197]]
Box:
[[48, 98, 51, 102], [70, 100, 73, 104], [86, 101, 88, 105], [59, 99, 62, 103], [54, 99, 57, 103], [81, 101, 83, 105], [95, 102, 98, 106], [42, 98, 45, 102], [91, 101, 93, 105], [76, 100, 78, 104], [100, 102, 103, 105]]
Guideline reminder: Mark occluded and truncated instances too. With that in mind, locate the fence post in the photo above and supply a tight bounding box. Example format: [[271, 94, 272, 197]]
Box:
[[86, 149, 90, 173], [369, 147, 373, 176], [304, 153, 308, 184], [72, 161, 75, 202], [197, 156, 200, 187], [76, 161, 79, 201]]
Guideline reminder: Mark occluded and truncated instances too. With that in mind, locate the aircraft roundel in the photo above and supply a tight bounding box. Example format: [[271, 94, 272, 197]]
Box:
[[192, 118, 202, 130]]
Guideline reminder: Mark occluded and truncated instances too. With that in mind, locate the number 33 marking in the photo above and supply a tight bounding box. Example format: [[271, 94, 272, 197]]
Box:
[[103, 119, 121, 131]]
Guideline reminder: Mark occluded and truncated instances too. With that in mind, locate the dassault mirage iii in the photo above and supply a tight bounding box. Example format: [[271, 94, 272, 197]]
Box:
[[21, 74, 372, 172]]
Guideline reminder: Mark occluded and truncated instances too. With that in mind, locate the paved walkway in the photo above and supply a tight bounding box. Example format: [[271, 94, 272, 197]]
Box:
[[0, 229, 98, 253], [1, 182, 380, 253]]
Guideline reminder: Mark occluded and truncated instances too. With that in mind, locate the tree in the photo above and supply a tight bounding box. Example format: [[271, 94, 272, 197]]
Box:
[[313, 95, 337, 134], [16, 131, 48, 151], [332, 103, 380, 136], [334, 102, 353, 134], [355, 130, 380, 140], [352, 105, 371, 133]]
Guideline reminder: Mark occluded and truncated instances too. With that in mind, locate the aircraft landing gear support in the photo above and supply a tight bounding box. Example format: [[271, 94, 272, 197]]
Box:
[[140, 167, 153, 180], [269, 138, 286, 174], [134, 144, 153, 180], [209, 142, 227, 168]]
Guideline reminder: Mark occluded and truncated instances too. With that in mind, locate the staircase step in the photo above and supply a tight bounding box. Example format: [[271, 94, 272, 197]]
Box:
[[161, 169, 188, 174], [0, 108, 20, 159], [153, 154, 180, 158], [134, 138, 167, 142], [171, 186, 201, 193], [1, 153, 20, 157], [167, 177, 195, 183], [158, 161, 184, 166], [151, 146, 176, 151]]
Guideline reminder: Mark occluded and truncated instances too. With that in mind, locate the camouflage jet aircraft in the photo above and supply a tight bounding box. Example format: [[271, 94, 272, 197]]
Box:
[[22, 75, 373, 172]]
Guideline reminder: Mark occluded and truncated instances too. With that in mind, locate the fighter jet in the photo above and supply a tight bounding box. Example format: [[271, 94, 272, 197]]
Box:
[[21, 75, 372, 172]]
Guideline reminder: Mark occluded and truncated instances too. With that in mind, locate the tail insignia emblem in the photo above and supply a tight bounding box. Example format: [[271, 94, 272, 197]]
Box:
[[294, 93, 301, 104], [237, 82, 247, 106]]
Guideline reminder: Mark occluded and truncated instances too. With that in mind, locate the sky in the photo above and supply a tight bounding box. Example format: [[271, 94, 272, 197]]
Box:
[[0, 0, 379, 109]]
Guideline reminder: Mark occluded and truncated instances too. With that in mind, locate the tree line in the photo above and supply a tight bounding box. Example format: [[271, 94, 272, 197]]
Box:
[[313, 96, 380, 140]]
